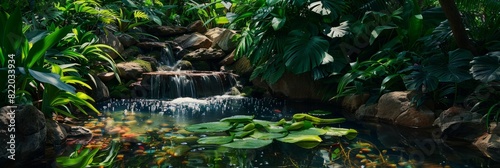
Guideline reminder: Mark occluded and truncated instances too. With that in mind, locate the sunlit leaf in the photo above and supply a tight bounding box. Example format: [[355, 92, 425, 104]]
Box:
[[220, 115, 254, 123], [197, 136, 233, 145], [251, 130, 287, 140], [185, 122, 232, 133], [323, 21, 349, 38], [277, 134, 322, 143], [323, 127, 358, 140]]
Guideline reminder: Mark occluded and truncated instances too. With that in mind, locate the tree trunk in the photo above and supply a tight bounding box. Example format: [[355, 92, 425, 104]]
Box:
[[438, 0, 478, 55]]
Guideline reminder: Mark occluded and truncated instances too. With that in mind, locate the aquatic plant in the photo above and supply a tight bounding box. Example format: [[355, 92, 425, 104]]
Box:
[[185, 113, 358, 149], [57, 140, 120, 168]]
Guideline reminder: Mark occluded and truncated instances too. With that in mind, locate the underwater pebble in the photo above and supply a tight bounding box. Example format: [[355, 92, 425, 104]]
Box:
[[146, 120, 154, 125]]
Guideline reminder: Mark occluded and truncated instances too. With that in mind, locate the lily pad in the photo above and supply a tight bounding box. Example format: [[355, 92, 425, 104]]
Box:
[[323, 127, 358, 140], [220, 115, 254, 123], [290, 127, 327, 136], [307, 110, 332, 116], [251, 130, 287, 140], [265, 125, 287, 133], [197, 136, 233, 145], [277, 134, 322, 143], [253, 119, 276, 127], [222, 138, 273, 149], [232, 130, 254, 138], [185, 122, 232, 133], [295, 141, 321, 149]]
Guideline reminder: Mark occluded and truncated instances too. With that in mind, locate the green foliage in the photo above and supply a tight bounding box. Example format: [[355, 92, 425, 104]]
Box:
[[186, 113, 357, 149]]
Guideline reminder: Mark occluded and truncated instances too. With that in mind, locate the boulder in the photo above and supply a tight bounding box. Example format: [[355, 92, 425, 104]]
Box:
[[473, 133, 500, 162], [137, 55, 159, 71], [205, 27, 225, 41], [433, 106, 485, 141], [187, 20, 207, 33], [355, 103, 378, 121], [395, 105, 435, 128], [191, 61, 213, 71], [183, 48, 225, 61], [136, 41, 167, 50], [147, 25, 188, 37], [219, 50, 236, 65], [117, 34, 138, 47], [213, 29, 238, 52], [342, 94, 370, 113], [0, 106, 46, 167], [98, 34, 124, 59], [224, 56, 253, 75], [117, 61, 148, 80], [174, 60, 193, 70], [121, 46, 141, 59], [178, 33, 212, 50], [45, 120, 67, 154], [88, 74, 110, 102], [376, 91, 435, 128]]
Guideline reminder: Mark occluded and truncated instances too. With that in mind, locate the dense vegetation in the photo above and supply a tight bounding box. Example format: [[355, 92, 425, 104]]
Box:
[[1, 0, 499, 126]]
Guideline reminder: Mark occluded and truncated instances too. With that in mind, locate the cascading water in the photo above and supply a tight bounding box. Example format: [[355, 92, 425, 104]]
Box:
[[141, 42, 238, 99]]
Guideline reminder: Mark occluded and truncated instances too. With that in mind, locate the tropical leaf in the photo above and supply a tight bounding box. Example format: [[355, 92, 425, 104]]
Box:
[[424, 49, 473, 83], [323, 21, 349, 38], [323, 127, 358, 140], [403, 66, 439, 93], [18, 67, 76, 94], [470, 51, 500, 82], [284, 30, 330, 74], [271, 17, 286, 30], [308, 0, 346, 19], [26, 26, 72, 68]]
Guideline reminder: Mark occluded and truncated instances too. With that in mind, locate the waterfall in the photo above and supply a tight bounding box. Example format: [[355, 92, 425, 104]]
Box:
[[158, 43, 178, 71], [143, 71, 237, 99]]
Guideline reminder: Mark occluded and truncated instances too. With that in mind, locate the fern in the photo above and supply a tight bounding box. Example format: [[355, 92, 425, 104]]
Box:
[[133, 10, 149, 20]]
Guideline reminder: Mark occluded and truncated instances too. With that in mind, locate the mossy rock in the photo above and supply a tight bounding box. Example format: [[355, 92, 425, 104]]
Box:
[[131, 59, 153, 72]]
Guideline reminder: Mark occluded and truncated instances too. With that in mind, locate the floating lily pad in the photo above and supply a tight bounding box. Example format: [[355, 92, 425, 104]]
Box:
[[307, 110, 332, 116], [265, 125, 287, 133], [253, 119, 276, 127], [220, 115, 254, 123], [222, 138, 273, 149], [277, 134, 322, 143], [185, 122, 232, 133], [251, 130, 287, 140], [290, 127, 327, 135], [323, 127, 358, 140], [295, 141, 321, 149], [232, 129, 254, 138], [197, 136, 233, 145]]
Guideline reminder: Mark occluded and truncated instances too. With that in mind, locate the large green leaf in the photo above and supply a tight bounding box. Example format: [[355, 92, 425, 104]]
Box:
[[284, 30, 329, 74], [18, 67, 76, 94], [308, 0, 346, 19], [470, 51, 500, 82], [222, 138, 273, 149], [403, 68, 439, 92], [289, 127, 327, 135], [271, 17, 286, 30], [323, 127, 358, 140], [185, 122, 232, 133], [220, 115, 254, 123], [424, 49, 473, 83], [26, 26, 72, 68], [1, 10, 24, 59], [250, 130, 287, 140], [369, 25, 397, 45], [197, 136, 234, 145], [323, 21, 349, 38], [276, 134, 322, 143]]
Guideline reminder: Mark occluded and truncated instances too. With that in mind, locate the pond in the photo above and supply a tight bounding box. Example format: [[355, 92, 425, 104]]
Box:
[[62, 96, 500, 168]]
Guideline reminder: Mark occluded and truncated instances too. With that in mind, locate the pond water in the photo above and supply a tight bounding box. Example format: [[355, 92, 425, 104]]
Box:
[[64, 96, 500, 168]]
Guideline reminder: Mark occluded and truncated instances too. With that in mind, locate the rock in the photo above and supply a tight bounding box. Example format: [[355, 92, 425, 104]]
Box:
[[174, 60, 193, 70], [178, 33, 212, 50], [147, 25, 188, 37], [355, 103, 378, 120], [395, 105, 435, 128], [376, 91, 411, 123], [0, 106, 46, 167], [117, 61, 148, 80], [376, 91, 435, 128], [46, 120, 67, 153], [342, 94, 370, 113], [473, 133, 500, 162], [191, 61, 213, 71], [213, 29, 238, 52], [98, 72, 115, 82], [118, 34, 138, 47], [205, 27, 225, 41], [121, 46, 141, 59], [187, 20, 207, 33], [224, 56, 253, 75], [98, 34, 124, 59], [137, 41, 167, 50], [173, 34, 191, 45], [88, 74, 110, 102], [433, 106, 485, 141], [137, 55, 159, 71], [228, 87, 241, 95], [219, 50, 236, 65], [67, 126, 92, 137], [183, 48, 225, 61]]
